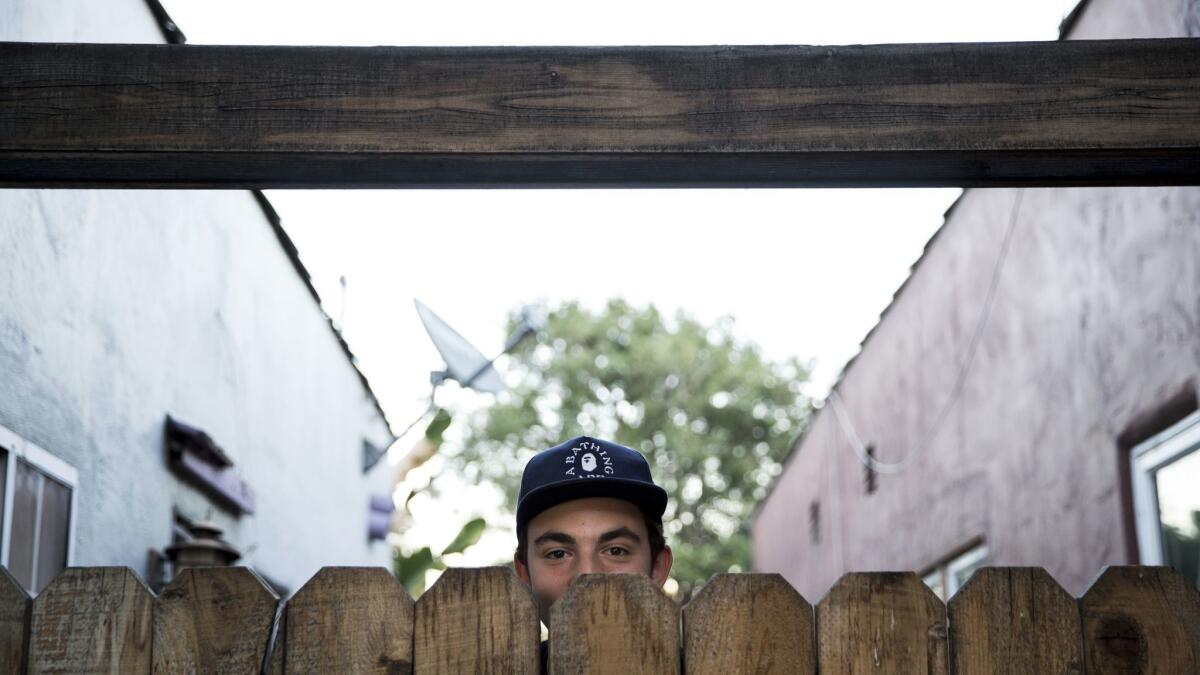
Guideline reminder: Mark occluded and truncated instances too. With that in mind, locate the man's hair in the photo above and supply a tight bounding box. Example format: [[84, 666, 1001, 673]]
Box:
[[515, 508, 666, 569]]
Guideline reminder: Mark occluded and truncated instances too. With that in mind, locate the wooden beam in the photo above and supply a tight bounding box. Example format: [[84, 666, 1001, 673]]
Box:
[[2, 39, 1199, 188]]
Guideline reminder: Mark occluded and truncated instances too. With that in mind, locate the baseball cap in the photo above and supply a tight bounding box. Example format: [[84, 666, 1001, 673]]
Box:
[[516, 436, 669, 533]]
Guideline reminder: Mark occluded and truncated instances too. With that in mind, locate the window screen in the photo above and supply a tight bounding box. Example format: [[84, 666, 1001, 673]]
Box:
[[8, 459, 73, 594]]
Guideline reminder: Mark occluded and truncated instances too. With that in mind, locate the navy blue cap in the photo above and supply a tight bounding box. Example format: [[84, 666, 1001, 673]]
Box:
[[516, 436, 668, 532]]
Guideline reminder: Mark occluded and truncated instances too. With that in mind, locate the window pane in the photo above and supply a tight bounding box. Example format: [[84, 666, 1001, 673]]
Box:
[[9, 460, 40, 593], [950, 556, 985, 595], [922, 570, 945, 601], [1156, 448, 1200, 589], [35, 475, 71, 594]]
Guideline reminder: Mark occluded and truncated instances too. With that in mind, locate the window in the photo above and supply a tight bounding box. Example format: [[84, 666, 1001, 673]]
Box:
[[0, 424, 77, 595], [921, 543, 987, 601], [1131, 411, 1200, 590]]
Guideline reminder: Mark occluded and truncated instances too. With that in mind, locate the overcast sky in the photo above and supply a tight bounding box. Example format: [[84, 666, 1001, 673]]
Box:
[[163, 0, 1081, 565]]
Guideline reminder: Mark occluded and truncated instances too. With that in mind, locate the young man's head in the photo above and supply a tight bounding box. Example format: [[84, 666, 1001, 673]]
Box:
[[513, 436, 673, 624]]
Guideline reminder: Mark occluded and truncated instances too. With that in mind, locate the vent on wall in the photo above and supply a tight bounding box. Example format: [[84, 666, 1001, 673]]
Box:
[[864, 444, 878, 495], [809, 501, 820, 545]]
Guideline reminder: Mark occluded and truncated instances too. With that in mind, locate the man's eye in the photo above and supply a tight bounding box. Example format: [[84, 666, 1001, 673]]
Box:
[[606, 546, 630, 557], [544, 549, 568, 560]]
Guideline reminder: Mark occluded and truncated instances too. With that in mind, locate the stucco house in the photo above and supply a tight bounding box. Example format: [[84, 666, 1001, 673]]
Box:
[[0, 0, 396, 595], [753, 0, 1200, 600]]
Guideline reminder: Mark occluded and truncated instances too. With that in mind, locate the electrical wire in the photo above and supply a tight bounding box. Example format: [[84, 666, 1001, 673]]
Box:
[[828, 189, 1026, 475]]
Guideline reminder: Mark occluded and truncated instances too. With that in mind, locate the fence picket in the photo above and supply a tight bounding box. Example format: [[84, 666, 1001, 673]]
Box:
[[6, 564, 1198, 674], [683, 573, 814, 675], [413, 567, 539, 675], [285, 566, 414, 674], [0, 567, 29, 675], [549, 574, 679, 675], [27, 567, 152, 674], [817, 572, 948, 674], [948, 567, 1081, 675], [1081, 566, 1200, 674], [152, 567, 280, 673]]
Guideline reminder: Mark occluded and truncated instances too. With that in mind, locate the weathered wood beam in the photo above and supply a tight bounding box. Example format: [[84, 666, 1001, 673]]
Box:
[[2, 39, 1199, 188]]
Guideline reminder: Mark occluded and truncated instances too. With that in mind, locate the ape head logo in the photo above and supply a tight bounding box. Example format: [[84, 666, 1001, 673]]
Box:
[[581, 453, 597, 472]]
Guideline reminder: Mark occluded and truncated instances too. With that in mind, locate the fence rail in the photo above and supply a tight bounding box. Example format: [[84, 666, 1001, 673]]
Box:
[[1, 564, 1197, 673]]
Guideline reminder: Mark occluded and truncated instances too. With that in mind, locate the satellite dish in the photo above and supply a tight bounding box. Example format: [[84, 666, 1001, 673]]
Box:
[[363, 299, 543, 472], [414, 299, 506, 394]]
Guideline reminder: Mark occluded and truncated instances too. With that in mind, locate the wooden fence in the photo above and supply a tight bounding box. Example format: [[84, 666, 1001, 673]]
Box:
[[1, 564, 1197, 673]]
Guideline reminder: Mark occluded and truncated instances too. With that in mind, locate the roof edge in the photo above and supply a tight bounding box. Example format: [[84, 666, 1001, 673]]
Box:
[[250, 191, 393, 432], [1058, 0, 1094, 40]]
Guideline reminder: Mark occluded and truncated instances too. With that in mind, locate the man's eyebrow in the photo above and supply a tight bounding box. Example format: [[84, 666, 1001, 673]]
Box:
[[597, 527, 642, 545], [533, 531, 576, 547]]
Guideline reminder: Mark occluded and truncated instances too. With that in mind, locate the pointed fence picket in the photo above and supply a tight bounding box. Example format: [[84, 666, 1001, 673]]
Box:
[[1, 564, 1197, 674], [948, 567, 1082, 674], [683, 573, 814, 674]]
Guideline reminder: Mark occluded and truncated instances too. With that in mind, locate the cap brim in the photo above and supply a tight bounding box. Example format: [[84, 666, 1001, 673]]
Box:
[[516, 478, 668, 531]]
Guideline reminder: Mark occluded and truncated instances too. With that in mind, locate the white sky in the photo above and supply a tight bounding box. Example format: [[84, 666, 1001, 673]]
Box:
[[162, 0, 1081, 566]]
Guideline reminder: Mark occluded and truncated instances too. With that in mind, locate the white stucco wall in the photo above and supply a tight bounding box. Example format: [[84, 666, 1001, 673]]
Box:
[[1, 1, 395, 593]]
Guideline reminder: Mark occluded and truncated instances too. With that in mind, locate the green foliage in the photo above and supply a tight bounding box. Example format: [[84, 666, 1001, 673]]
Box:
[[393, 516, 488, 595], [440, 299, 812, 598], [441, 516, 487, 556], [393, 546, 435, 594], [424, 408, 453, 443]]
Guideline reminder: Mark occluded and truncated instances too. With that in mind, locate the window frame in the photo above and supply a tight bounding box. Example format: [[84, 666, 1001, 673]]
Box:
[[920, 541, 988, 601], [0, 423, 79, 584], [1130, 410, 1200, 565]]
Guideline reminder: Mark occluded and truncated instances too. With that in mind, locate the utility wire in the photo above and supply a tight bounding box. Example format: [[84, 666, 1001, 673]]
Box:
[[829, 189, 1025, 475]]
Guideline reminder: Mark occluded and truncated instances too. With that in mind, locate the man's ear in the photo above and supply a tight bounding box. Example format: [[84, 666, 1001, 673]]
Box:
[[514, 554, 531, 585], [650, 544, 673, 587]]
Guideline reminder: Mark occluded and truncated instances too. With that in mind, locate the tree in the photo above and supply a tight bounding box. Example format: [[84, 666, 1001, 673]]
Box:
[[438, 299, 813, 598]]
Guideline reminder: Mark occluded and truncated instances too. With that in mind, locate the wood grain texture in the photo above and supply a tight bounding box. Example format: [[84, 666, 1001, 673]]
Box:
[[2, 40, 1200, 187], [1081, 566, 1200, 675], [413, 567, 539, 675], [27, 567, 153, 674], [683, 573, 814, 675], [152, 567, 280, 674], [285, 567, 414, 675], [0, 567, 30, 675], [548, 574, 679, 675], [817, 572, 948, 675], [948, 567, 1082, 675]]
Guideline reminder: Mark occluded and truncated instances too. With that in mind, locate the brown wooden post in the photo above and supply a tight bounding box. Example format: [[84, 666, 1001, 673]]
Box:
[[548, 574, 679, 675], [27, 567, 153, 674], [152, 567, 280, 673], [817, 572, 948, 674], [683, 573, 814, 674], [285, 566, 414, 675], [1081, 566, 1200, 674], [947, 567, 1082, 675], [0, 567, 30, 675], [4, 40, 1200, 188], [413, 567, 539, 675]]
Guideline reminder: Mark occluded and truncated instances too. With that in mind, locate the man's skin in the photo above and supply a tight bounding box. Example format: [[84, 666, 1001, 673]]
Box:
[[514, 497, 673, 624]]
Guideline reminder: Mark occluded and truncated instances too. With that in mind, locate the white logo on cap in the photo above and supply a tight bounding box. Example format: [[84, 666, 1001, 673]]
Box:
[[563, 441, 615, 478]]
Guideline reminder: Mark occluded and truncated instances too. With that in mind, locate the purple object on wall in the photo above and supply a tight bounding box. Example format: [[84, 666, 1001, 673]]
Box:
[[165, 415, 255, 515], [368, 494, 395, 541], [173, 449, 256, 515]]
